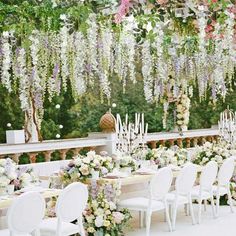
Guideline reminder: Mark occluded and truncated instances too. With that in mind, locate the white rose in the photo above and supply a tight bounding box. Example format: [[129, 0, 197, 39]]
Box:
[[178, 160, 184, 166], [20, 173, 32, 187], [0, 175, 10, 187], [93, 159, 100, 166], [86, 215, 95, 224], [109, 201, 116, 210], [92, 200, 98, 209], [0, 159, 6, 166], [74, 158, 82, 166], [87, 151, 96, 159], [95, 216, 104, 227], [206, 151, 211, 157], [0, 167, 5, 174], [8, 172, 17, 180], [83, 157, 91, 164], [79, 164, 89, 176], [216, 155, 223, 164]]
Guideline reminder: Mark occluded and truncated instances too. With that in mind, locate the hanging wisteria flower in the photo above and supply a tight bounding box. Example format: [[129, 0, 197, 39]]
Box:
[[1, 31, 12, 92], [59, 14, 70, 90], [142, 40, 153, 102], [86, 14, 98, 85], [72, 32, 87, 96]]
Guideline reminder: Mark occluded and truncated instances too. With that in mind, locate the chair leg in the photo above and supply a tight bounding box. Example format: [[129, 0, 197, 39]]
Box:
[[184, 203, 188, 216], [172, 203, 178, 231], [146, 211, 152, 236], [198, 199, 202, 224], [216, 194, 220, 218], [228, 190, 234, 213], [210, 195, 216, 218], [189, 197, 196, 225], [204, 199, 207, 211], [139, 211, 144, 228], [164, 210, 167, 222], [165, 203, 172, 232], [78, 217, 86, 236], [32, 229, 40, 236]]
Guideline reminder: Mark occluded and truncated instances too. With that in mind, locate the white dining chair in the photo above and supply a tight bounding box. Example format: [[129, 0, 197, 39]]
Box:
[[118, 167, 173, 236], [191, 161, 218, 223], [213, 157, 235, 217], [167, 163, 197, 231], [40, 182, 88, 236], [0, 192, 45, 236]]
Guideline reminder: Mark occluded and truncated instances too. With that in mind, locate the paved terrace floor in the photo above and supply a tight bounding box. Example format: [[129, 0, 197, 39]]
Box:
[[127, 205, 236, 236]]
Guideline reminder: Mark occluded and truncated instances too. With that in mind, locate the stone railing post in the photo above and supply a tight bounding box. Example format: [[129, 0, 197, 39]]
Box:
[[60, 149, 68, 160], [44, 151, 53, 162], [88, 133, 117, 155], [29, 152, 38, 163]]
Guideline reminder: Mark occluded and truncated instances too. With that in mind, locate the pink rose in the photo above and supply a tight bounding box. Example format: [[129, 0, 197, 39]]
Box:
[[112, 212, 125, 224]]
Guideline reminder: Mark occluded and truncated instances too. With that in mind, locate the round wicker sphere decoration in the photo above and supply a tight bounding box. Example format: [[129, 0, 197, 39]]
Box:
[[99, 112, 116, 133]]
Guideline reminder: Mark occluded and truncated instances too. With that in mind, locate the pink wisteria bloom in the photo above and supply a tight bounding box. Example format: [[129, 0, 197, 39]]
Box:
[[114, 0, 131, 24]]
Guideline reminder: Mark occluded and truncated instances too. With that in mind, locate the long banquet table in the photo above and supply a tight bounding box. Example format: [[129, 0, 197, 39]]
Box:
[[0, 189, 61, 210], [0, 165, 203, 210], [101, 166, 203, 186]]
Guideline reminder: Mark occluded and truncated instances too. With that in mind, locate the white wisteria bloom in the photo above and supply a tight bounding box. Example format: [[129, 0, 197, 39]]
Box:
[[1, 31, 12, 92]]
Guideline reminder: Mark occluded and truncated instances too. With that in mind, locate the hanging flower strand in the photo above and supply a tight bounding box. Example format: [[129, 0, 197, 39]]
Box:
[[1, 31, 12, 92]]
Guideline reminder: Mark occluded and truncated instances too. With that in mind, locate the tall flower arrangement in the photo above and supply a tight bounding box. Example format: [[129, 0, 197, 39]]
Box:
[[176, 93, 190, 131]]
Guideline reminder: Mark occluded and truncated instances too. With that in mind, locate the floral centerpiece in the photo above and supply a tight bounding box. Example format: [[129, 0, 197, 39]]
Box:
[[15, 166, 40, 190], [192, 142, 232, 166], [59, 151, 114, 184], [0, 158, 17, 192], [0, 158, 40, 194], [176, 94, 191, 132], [145, 146, 188, 167], [119, 155, 137, 172]]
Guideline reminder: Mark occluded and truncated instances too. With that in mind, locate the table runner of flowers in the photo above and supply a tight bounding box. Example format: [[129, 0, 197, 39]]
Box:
[[0, 158, 39, 193]]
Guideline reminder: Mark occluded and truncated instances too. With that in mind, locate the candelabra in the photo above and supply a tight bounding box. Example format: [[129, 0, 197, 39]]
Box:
[[218, 107, 236, 146], [115, 113, 148, 155]]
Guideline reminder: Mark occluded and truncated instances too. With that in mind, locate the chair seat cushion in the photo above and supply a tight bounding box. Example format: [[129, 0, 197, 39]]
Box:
[[191, 185, 211, 200], [213, 185, 228, 196], [118, 197, 165, 211], [166, 193, 188, 205], [40, 218, 80, 236], [0, 229, 30, 236]]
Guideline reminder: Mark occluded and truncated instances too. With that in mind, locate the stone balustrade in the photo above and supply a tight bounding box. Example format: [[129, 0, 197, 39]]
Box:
[[0, 136, 107, 164], [0, 128, 220, 164], [146, 128, 219, 149]]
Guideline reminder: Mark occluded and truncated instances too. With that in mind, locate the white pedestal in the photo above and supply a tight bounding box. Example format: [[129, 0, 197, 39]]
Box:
[[88, 132, 117, 155], [6, 130, 25, 144]]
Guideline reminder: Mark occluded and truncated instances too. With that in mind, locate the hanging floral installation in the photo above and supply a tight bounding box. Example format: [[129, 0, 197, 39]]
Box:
[[0, 0, 235, 137]]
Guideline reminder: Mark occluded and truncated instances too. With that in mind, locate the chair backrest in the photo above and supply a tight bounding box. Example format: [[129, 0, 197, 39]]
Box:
[[175, 163, 197, 195], [200, 161, 218, 190], [56, 182, 88, 223], [218, 158, 235, 187], [7, 192, 45, 234], [150, 167, 173, 200]]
